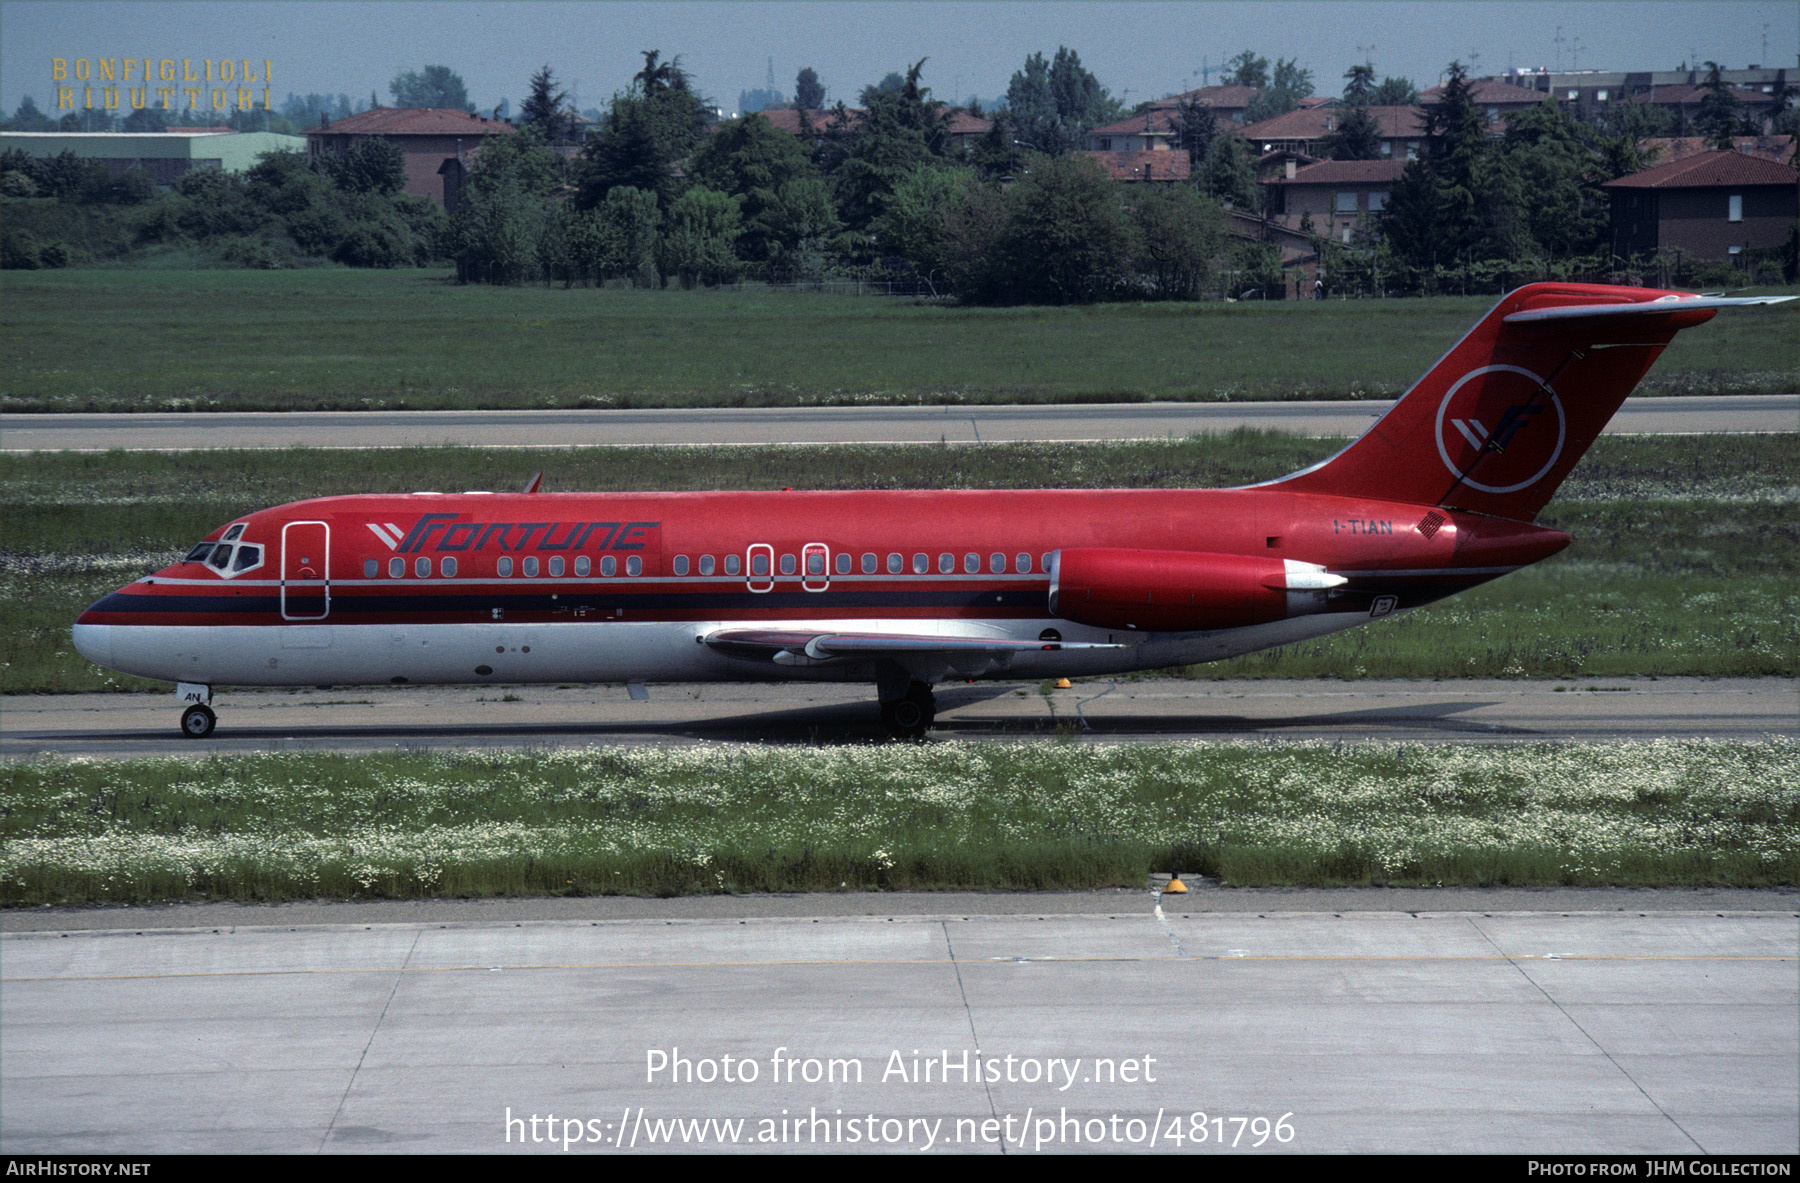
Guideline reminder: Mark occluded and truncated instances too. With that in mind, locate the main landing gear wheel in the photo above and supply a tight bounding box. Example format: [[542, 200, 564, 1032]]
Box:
[[180, 704, 216, 738], [880, 681, 936, 739]]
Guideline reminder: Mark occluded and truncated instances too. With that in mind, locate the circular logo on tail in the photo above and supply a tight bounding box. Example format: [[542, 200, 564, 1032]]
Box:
[[1434, 365, 1566, 495]]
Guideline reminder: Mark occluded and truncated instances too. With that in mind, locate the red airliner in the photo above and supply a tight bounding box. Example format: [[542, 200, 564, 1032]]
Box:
[[73, 283, 1789, 737]]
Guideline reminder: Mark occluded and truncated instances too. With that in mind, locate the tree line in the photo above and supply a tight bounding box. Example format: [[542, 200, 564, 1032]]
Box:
[[1, 137, 441, 270], [448, 51, 1282, 300], [4, 51, 1792, 294], [1328, 61, 1797, 294]]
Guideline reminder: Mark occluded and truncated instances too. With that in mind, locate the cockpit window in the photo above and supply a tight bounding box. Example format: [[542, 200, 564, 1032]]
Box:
[[186, 531, 263, 577]]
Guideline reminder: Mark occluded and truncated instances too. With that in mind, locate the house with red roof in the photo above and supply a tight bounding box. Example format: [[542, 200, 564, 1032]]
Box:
[[303, 106, 516, 209], [1240, 106, 1427, 160], [1142, 85, 1263, 130], [1082, 149, 1191, 183], [1263, 158, 1409, 243], [1420, 77, 1550, 128], [1087, 109, 1181, 153], [754, 107, 864, 139], [1619, 83, 1782, 135], [1640, 135, 1795, 168], [753, 106, 992, 153], [1603, 150, 1798, 262]]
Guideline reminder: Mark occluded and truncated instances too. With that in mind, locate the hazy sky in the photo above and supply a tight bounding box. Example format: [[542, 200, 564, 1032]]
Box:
[[3, 1, 1794, 117]]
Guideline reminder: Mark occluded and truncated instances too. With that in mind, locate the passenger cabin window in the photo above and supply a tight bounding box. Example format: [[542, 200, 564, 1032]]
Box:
[[699, 555, 715, 576], [575, 556, 590, 576], [498, 557, 513, 577], [365, 559, 378, 578], [964, 553, 979, 573], [725, 554, 741, 576], [751, 553, 770, 576], [807, 551, 826, 576], [834, 552, 851, 575], [780, 554, 797, 576], [1016, 552, 1032, 573], [442, 556, 458, 578], [887, 553, 902, 574], [862, 553, 877, 573], [990, 552, 1006, 573], [673, 555, 689, 576], [391, 557, 406, 578], [416, 556, 431, 578], [912, 553, 928, 574], [601, 555, 617, 576], [626, 556, 642, 576], [938, 553, 954, 573]]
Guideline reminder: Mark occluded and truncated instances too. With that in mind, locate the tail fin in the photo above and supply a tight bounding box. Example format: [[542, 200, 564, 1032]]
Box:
[[1262, 283, 1791, 522]]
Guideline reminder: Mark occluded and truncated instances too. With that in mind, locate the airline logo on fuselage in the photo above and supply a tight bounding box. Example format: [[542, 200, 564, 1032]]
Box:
[[366, 514, 660, 553], [1433, 365, 1566, 494]]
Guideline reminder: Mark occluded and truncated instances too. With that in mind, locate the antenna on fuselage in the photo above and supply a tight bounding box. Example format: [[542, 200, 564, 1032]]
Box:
[[522, 471, 544, 494]]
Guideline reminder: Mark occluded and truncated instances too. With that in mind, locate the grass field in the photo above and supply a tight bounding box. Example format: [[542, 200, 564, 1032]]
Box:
[[3, 740, 1792, 905], [3, 270, 1795, 412], [3, 433, 1793, 693]]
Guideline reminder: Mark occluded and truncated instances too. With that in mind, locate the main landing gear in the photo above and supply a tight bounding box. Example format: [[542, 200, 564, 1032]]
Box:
[[878, 679, 936, 739]]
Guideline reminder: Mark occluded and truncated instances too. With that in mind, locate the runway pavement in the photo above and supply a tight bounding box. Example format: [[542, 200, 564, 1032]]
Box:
[[3, 677, 1793, 759], [3, 394, 1795, 452], [3, 898, 1794, 1154]]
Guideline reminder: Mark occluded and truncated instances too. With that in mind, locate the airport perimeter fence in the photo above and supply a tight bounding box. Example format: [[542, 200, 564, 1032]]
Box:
[[713, 278, 945, 298]]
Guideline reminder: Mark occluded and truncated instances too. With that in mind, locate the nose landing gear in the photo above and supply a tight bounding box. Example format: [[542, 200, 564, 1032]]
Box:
[[177, 682, 215, 738]]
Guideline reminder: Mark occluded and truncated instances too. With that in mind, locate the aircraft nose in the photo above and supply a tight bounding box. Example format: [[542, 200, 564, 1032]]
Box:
[[72, 622, 115, 668]]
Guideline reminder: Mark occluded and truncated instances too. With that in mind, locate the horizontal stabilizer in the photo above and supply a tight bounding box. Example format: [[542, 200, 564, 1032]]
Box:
[[1503, 294, 1795, 323]]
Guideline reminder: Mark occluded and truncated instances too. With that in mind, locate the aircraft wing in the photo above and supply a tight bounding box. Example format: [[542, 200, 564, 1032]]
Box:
[[703, 628, 1122, 667]]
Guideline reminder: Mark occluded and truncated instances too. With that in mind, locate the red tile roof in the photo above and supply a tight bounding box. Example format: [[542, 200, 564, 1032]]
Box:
[[1603, 149, 1798, 188], [943, 109, 993, 136], [1273, 159, 1408, 185], [303, 107, 516, 137], [1091, 110, 1180, 137], [1422, 78, 1549, 105], [1622, 83, 1771, 106], [1640, 135, 1796, 167], [755, 106, 988, 138], [754, 107, 865, 135], [1242, 105, 1425, 140], [1147, 85, 1261, 110], [1083, 150, 1191, 181]]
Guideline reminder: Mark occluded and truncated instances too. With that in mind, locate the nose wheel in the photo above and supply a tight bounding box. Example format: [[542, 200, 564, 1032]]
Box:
[[180, 704, 216, 738]]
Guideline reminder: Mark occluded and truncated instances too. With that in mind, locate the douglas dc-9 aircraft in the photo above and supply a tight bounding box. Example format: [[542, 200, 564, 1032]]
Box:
[[74, 283, 1789, 738]]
